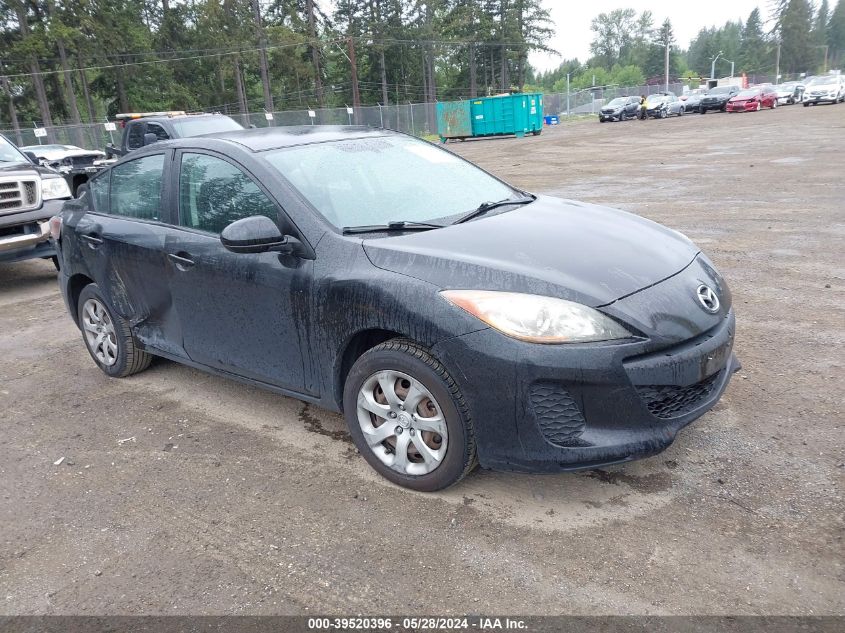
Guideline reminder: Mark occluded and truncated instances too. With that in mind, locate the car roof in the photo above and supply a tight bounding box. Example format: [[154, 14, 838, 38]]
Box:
[[197, 125, 399, 152]]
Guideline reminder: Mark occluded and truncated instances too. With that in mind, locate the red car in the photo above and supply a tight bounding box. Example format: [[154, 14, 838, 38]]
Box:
[[726, 87, 778, 112]]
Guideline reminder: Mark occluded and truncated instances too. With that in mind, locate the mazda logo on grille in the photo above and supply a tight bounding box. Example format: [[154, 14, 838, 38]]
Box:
[[696, 284, 720, 313]]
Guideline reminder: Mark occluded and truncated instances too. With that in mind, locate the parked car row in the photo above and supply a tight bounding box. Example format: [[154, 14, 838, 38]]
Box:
[[597, 74, 844, 123]]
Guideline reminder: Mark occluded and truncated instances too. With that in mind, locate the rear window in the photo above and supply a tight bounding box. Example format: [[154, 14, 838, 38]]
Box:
[[170, 116, 243, 137]]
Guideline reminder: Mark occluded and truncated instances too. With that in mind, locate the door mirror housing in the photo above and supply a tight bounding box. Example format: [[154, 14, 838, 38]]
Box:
[[221, 215, 291, 254], [24, 151, 41, 165], [143, 132, 158, 146]]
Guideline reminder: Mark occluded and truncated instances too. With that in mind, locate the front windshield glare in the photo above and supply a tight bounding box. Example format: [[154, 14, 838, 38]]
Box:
[[0, 136, 27, 163], [263, 136, 515, 228], [607, 98, 626, 107]]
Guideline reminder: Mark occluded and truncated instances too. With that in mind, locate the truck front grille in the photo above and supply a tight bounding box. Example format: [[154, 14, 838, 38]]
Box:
[[0, 178, 40, 213]]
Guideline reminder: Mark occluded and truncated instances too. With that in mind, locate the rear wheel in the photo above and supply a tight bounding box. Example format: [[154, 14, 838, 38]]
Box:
[[77, 284, 152, 378], [343, 339, 476, 491], [771, 99, 777, 109]]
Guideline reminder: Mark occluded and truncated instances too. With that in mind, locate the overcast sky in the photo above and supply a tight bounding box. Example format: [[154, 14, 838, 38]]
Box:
[[529, 0, 774, 72]]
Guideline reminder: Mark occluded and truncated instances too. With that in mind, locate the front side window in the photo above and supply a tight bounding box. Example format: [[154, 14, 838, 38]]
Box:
[[89, 173, 109, 213], [178, 153, 279, 234], [109, 154, 164, 221], [263, 136, 514, 229]]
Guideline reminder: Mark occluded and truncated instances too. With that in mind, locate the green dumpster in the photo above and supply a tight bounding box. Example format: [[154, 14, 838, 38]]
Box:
[[435, 101, 472, 141], [436, 93, 544, 142]]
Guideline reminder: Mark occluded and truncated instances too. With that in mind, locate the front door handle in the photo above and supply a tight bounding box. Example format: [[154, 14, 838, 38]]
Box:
[[80, 233, 104, 247], [168, 252, 195, 270]]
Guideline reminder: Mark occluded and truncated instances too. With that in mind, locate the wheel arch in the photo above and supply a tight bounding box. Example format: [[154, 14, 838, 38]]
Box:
[[67, 273, 95, 326], [334, 328, 408, 409]]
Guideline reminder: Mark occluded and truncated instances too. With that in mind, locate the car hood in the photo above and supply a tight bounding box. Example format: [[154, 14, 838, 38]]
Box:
[[808, 83, 838, 91], [37, 149, 105, 160], [0, 160, 54, 177], [362, 195, 699, 307], [729, 95, 756, 102]]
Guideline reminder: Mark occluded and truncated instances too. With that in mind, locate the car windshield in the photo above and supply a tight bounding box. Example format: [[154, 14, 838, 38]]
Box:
[[647, 96, 666, 104], [170, 116, 243, 137], [736, 90, 760, 98], [263, 135, 516, 229], [0, 136, 28, 163], [606, 98, 626, 107]]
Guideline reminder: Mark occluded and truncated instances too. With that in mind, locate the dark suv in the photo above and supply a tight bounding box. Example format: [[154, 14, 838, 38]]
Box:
[[599, 96, 641, 122], [699, 85, 741, 113]]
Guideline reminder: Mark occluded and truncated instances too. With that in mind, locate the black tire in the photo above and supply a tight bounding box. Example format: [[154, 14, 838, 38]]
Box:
[[804, 102, 809, 107], [699, 107, 706, 114], [77, 284, 152, 378], [343, 338, 477, 491]]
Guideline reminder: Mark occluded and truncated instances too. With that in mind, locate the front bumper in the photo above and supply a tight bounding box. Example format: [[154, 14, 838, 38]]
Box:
[[726, 101, 757, 112], [433, 312, 738, 473], [804, 94, 837, 104], [700, 101, 727, 111], [0, 200, 63, 263]]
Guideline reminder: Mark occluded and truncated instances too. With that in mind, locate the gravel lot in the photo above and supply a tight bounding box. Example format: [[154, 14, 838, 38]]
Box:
[[1, 104, 842, 616]]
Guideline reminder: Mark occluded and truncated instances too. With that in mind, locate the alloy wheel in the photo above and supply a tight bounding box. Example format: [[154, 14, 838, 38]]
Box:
[[356, 370, 448, 476], [81, 298, 118, 366]]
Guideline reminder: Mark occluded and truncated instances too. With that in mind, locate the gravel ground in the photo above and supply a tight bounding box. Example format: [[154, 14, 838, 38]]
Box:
[[0, 103, 842, 616]]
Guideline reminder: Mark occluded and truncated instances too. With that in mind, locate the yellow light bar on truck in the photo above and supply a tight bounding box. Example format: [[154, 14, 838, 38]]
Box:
[[114, 111, 186, 120]]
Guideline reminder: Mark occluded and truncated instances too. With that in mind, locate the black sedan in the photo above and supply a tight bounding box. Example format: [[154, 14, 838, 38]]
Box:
[[699, 85, 741, 113], [53, 127, 739, 491]]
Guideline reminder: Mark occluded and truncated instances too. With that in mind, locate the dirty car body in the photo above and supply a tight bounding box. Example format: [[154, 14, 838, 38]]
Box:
[[55, 126, 739, 488]]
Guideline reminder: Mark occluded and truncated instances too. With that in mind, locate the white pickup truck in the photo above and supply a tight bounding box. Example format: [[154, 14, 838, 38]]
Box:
[[0, 134, 72, 266]]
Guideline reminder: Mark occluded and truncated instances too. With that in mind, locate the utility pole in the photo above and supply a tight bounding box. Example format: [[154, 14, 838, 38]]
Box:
[[348, 37, 361, 121], [251, 0, 273, 113], [664, 41, 670, 92], [566, 72, 570, 116], [775, 42, 781, 83]]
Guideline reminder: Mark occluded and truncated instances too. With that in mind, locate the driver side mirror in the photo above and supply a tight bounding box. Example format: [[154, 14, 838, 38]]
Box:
[[220, 215, 301, 255], [143, 132, 159, 146], [24, 151, 41, 165]]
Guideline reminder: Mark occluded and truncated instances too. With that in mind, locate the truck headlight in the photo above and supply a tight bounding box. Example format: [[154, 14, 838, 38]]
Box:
[[441, 290, 633, 344], [41, 177, 71, 200]]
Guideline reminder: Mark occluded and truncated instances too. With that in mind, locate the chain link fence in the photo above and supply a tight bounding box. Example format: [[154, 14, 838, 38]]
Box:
[[2, 78, 784, 150]]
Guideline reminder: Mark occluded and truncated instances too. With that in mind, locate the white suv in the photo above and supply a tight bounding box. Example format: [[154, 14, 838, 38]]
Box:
[[803, 75, 845, 105]]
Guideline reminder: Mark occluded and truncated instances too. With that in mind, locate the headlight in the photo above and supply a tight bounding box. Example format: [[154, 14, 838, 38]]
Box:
[[440, 290, 632, 344], [41, 177, 71, 200]]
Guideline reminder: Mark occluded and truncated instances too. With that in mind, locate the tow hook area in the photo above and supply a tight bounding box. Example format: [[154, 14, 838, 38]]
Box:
[[0, 220, 51, 253]]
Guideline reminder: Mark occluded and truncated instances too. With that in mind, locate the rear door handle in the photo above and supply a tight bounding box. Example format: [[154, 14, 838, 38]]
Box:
[[168, 252, 195, 270]]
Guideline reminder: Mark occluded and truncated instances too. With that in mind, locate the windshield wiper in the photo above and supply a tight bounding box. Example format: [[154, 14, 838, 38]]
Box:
[[452, 195, 535, 225], [342, 220, 446, 235]]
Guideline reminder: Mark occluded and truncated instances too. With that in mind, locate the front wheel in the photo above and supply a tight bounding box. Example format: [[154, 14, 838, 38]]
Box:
[[699, 107, 706, 114], [343, 339, 476, 491], [771, 99, 777, 109], [77, 284, 152, 378]]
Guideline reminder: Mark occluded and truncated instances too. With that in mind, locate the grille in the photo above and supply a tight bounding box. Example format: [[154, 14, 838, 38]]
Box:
[[529, 382, 586, 447], [0, 178, 39, 213], [637, 372, 722, 420]]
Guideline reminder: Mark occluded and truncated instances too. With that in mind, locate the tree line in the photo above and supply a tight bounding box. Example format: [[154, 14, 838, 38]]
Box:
[[0, 0, 552, 140], [537, 1, 845, 93]]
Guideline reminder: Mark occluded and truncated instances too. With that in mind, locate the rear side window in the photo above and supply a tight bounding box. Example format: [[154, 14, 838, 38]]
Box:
[[126, 123, 145, 150], [178, 153, 278, 234], [89, 174, 109, 213], [109, 154, 164, 221], [146, 123, 170, 141]]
